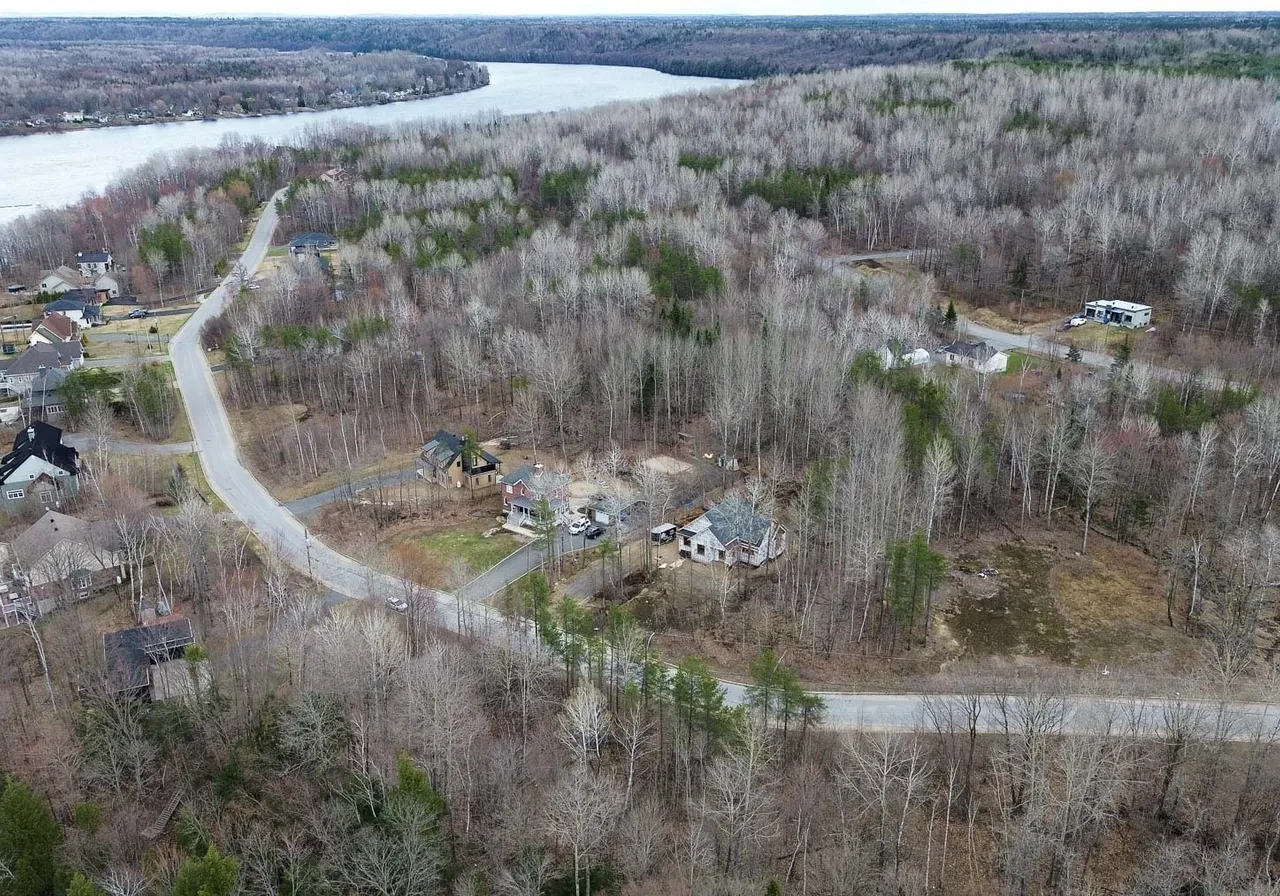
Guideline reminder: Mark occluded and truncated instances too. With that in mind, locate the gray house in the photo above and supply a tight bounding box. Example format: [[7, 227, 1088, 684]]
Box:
[[678, 495, 787, 568], [0, 422, 79, 510]]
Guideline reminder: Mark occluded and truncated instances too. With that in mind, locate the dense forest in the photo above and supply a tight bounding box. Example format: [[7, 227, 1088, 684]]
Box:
[[0, 45, 487, 133], [3, 14, 1280, 78], [5, 47, 1280, 896]]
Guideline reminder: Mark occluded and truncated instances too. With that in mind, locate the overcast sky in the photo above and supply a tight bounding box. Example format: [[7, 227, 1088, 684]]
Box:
[[3, 2, 1279, 15]]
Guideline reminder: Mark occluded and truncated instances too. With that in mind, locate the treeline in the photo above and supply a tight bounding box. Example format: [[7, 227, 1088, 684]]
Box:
[[4, 14, 1280, 78], [0, 44, 487, 132]]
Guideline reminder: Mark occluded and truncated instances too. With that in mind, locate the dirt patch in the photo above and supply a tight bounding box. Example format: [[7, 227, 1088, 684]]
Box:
[[940, 528, 1200, 675], [946, 543, 1073, 663], [642, 454, 693, 476]]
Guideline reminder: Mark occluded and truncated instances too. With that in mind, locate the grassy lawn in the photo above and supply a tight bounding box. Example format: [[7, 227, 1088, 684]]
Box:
[[83, 336, 168, 362], [390, 519, 521, 587], [104, 307, 197, 338]]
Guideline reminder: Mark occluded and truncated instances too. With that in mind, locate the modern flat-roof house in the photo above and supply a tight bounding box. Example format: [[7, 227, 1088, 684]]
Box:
[[1083, 300, 1152, 329], [941, 340, 1009, 375], [0, 422, 79, 510], [678, 495, 787, 568], [417, 429, 502, 494], [288, 233, 338, 256]]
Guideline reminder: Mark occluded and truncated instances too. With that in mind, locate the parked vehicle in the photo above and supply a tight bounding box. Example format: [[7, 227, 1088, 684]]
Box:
[[585, 524, 605, 540], [127, 308, 149, 319], [385, 595, 408, 613], [650, 523, 677, 544], [569, 515, 590, 536]]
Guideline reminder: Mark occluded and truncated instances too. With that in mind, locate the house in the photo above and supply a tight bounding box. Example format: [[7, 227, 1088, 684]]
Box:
[[39, 266, 88, 295], [1083, 300, 1152, 330], [21, 368, 68, 421], [29, 312, 80, 347], [10, 509, 123, 604], [587, 494, 640, 528], [320, 167, 351, 185], [941, 340, 1009, 375], [288, 232, 338, 257], [103, 616, 197, 700], [90, 273, 120, 299], [75, 250, 113, 278], [879, 345, 932, 369], [501, 462, 570, 529], [43, 293, 102, 327], [0, 422, 79, 510], [417, 429, 502, 493], [1, 342, 84, 396], [678, 495, 787, 568]]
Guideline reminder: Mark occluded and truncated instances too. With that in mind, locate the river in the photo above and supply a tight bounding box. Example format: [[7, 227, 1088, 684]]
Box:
[[0, 62, 741, 226]]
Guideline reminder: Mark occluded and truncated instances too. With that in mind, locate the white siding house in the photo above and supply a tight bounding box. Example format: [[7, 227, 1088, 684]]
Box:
[[941, 340, 1009, 375], [678, 496, 787, 568], [1083, 300, 1152, 329]]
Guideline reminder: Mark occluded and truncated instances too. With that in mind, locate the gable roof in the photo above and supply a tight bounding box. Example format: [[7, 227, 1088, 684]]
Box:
[[421, 429, 499, 472], [288, 232, 337, 250], [6, 341, 83, 377], [702, 495, 775, 548], [103, 617, 195, 695], [22, 368, 68, 409], [44, 294, 102, 320], [12, 509, 116, 569], [36, 313, 79, 343], [76, 250, 111, 264], [0, 421, 78, 483], [503, 463, 571, 495], [942, 340, 1002, 363], [42, 266, 87, 287]]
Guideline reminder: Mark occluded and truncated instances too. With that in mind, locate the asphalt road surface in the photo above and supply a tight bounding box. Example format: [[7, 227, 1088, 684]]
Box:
[[169, 209, 1274, 734]]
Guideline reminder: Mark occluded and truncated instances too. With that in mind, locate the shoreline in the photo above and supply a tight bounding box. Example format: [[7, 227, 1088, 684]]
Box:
[[0, 80, 490, 139]]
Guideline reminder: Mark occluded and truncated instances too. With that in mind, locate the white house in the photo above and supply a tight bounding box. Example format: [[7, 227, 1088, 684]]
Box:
[[39, 266, 87, 295], [678, 495, 787, 568], [75, 250, 113, 278], [941, 340, 1009, 375], [1083, 300, 1152, 330], [10, 509, 122, 598], [0, 422, 79, 510], [92, 273, 120, 298], [879, 345, 932, 370], [29, 313, 80, 348]]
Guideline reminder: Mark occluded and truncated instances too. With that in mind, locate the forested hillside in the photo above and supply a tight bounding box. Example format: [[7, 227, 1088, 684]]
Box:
[[4, 60, 1280, 896], [4, 13, 1280, 78], [0, 46, 487, 134]]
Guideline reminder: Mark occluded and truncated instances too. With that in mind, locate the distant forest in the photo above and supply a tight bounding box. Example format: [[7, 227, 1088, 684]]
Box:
[[5, 14, 1280, 78], [0, 45, 488, 133]]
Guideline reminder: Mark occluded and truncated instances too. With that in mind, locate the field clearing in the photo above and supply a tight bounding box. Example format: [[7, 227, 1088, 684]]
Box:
[[104, 304, 199, 337], [386, 514, 520, 589]]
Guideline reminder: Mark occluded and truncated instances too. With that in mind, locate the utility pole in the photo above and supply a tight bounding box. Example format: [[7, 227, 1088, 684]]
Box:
[[304, 528, 314, 580]]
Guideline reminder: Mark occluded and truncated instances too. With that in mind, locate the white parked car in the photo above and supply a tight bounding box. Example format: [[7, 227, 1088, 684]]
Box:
[[569, 515, 590, 536], [1068, 316, 1087, 328], [385, 595, 408, 613]]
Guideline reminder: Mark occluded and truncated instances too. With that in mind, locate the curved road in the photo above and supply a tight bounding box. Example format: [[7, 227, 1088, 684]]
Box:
[[171, 201, 1274, 734]]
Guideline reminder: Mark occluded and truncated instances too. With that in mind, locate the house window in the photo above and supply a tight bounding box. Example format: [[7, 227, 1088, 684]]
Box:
[[696, 544, 705, 556], [505, 484, 513, 493], [487, 474, 493, 483], [4, 489, 22, 500], [38, 491, 54, 505], [46, 405, 63, 414]]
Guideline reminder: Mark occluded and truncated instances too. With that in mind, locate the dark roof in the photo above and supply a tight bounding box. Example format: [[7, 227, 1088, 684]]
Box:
[[420, 429, 499, 472], [6, 342, 83, 377], [76, 250, 111, 263], [942, 340, 1001, 363], [704, 496, 774, 548], [36, 313, 78, 343], [0, 421, 78, 483], [103, 618, 194, 695], [288, 232, 337, 250], [21, 368, 67, 410], [44, 294, 101, 319]]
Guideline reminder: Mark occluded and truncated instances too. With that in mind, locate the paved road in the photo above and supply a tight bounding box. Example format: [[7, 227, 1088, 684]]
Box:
[[63, 434, 193, 456], [284, 464, 420, 519], [167, 204, 1275, 734]]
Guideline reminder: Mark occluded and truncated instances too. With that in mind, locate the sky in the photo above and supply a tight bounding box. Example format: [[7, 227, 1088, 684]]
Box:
[[2, 1, 1279, 15]]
